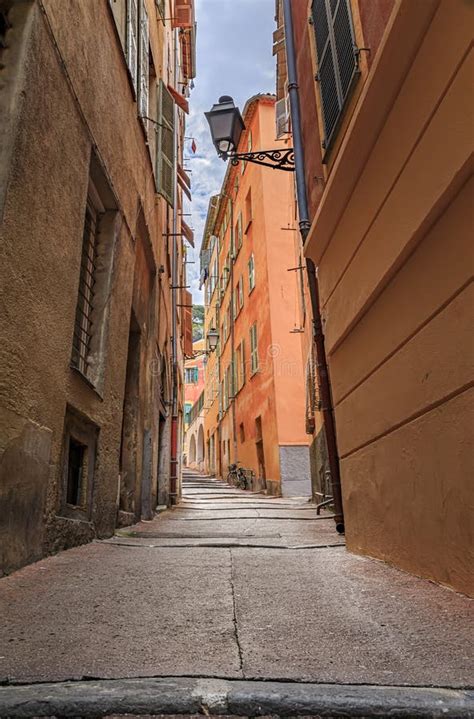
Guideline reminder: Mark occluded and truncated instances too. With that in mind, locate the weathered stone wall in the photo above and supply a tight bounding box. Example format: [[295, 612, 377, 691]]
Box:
[[0, 0, 180, 574]]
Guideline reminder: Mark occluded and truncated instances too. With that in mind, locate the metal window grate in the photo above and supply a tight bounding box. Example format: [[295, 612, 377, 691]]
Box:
[[71, 202, 98, 376]]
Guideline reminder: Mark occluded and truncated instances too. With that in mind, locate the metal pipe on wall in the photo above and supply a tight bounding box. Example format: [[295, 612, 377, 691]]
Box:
[[228, 193, 238, 463], [169, 27, 180, 505], [282, 0, 344, 533]]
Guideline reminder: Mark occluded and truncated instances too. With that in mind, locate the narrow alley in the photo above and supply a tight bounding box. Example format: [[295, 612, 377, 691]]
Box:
[[0, 473, 472, 716]]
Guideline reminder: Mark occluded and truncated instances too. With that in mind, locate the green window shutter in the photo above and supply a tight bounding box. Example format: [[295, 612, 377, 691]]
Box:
[[138, 0, 149, 121], [237, 212, 243, 249], [241, 339, 246, 387], [311, 0, 358, 151], [126, 0, 138, 96], [232, 353, 236, 397], [250, 324, 258, 374], [155, 0, 165, 20], [156, 80, 175, 205]]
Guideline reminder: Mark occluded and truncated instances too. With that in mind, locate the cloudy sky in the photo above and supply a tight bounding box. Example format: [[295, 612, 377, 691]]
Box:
[[184, 0, 276, 303]]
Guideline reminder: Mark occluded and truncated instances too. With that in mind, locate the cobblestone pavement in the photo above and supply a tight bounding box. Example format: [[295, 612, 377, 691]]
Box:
[[0, 472, 472, 716]]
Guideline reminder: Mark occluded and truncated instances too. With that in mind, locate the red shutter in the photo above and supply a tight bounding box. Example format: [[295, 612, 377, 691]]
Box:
[[172, 2, 193, 28]]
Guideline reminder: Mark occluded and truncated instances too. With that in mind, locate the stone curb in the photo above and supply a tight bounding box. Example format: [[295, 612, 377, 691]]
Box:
[[0, 677, 472, 717]]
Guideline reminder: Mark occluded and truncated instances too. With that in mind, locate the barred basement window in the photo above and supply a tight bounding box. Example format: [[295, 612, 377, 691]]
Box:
[[61, 407, 99, 521], [66, 437, 86, 507], [72, 200, 100, 377], [311, 0, 359, 153]]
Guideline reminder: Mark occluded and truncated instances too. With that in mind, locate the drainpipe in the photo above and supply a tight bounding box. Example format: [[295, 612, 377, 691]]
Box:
[[228, 194, 238, 464], [282, 0, 344, 533], [169, 28, 180, 506]]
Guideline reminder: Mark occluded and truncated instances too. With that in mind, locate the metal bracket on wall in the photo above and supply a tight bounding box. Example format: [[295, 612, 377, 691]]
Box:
[[229, 148, 295, 172]]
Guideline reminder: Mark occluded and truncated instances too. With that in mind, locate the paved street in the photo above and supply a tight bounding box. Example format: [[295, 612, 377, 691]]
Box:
[[0, 472, 473, 716]]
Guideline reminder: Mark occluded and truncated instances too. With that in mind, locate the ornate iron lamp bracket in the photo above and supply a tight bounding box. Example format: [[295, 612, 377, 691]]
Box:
[[226, 148, 295, 172]]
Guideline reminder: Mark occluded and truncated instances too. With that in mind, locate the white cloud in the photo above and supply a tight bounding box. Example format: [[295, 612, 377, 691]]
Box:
[[184, 0, 276, 305]]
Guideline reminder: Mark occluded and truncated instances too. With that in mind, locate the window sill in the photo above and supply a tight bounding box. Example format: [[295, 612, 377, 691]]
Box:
[[70, 365, 104, 401], [56, 509, 93, 524]]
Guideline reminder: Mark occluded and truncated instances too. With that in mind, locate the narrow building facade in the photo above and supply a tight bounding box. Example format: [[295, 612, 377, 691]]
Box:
[[0, 0, 196, 575], [275, 0, 473, 594], [201, 95, 311, 496]]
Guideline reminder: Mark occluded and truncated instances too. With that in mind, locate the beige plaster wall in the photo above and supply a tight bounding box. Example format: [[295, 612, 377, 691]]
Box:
[[304, 0, 474, 595]]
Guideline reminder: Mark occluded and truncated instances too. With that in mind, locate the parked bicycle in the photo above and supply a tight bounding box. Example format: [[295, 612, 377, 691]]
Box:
[[227, 462, 253, 491]]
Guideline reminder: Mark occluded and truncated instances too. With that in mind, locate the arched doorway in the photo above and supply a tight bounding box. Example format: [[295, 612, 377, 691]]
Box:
[[189, 433, 196, 465], [197, 424, 205, 465]]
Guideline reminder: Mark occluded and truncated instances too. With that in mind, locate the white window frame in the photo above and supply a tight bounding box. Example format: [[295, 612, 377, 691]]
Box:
[[250, 323, 258, 375], [248, 254, 255, 293]]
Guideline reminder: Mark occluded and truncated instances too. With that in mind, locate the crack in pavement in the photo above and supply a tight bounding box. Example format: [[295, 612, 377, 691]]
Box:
[[100, 542, 347, 550], [164, 516, 335, 521], [229, 549, 245, 680]]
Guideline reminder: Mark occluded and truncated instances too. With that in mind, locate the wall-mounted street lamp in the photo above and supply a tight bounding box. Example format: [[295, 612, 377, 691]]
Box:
[[190, 327, 219, 360], [206, 326, 219, 353], [205, 96, 295, 172]]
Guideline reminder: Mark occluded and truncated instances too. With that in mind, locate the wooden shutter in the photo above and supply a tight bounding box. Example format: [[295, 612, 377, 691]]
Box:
[[250, 324, 258, 373], [311, 0, 358, 150], [240, 340, 245, 388], [138, 0, 149, 121], [156, 80, 175, 205], [172, 2, 193, 28], [126, 0, 138, 95], [155, 0, 165, 20], [275, 97, 289, 138]]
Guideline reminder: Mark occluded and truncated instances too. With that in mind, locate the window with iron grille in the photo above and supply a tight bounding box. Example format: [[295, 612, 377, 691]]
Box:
[[311, 0, 359, 154], [72, 200, 100, 377], [71, 156, 118, 391]]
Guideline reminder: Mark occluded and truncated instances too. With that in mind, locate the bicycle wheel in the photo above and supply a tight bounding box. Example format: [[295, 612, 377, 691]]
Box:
[[236, 470, 246, 490]]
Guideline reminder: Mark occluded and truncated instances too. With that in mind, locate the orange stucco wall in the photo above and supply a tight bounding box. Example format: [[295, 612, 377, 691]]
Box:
[[303, 0, 474, 595], [203, 98, 310, 493]]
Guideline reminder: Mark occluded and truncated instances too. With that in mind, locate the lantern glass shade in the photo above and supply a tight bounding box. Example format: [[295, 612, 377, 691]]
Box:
[[205, 96, 245, 159], [207, 327, 219, 352]]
